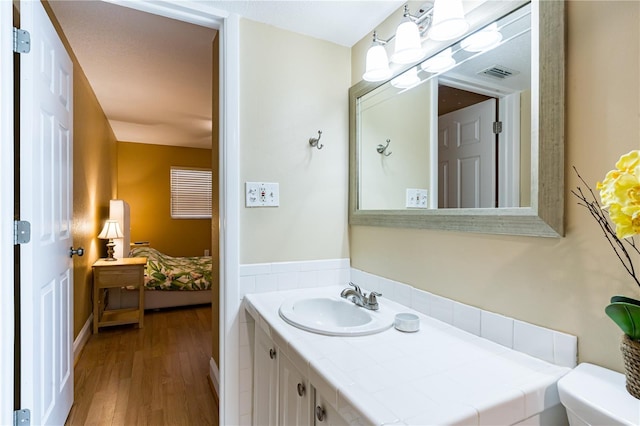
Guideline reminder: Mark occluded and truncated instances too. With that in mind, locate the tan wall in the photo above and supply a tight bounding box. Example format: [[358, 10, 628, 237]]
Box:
[[117, 142, 212, 257], [239, 19, 350, 264], [45, 2, 119, 339], [350, 1, 640, 372], [71, 67, 118, 338]]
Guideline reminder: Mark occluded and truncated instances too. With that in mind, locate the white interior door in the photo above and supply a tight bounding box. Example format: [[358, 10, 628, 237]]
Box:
[[438, 99, 496, 208], [19, 1, 74, 424]]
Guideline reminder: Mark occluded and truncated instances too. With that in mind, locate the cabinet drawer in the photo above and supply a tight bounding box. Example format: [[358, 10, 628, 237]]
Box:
[[95, 267, 142, 287]]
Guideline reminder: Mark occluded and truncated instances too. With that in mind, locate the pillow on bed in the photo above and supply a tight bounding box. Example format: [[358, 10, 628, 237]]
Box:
[[129, 247, 212, 291]]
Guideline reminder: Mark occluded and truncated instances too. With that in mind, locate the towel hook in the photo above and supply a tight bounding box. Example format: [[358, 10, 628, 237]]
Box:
[[377, 139, 392, 156], [309, 130, 323, 150]]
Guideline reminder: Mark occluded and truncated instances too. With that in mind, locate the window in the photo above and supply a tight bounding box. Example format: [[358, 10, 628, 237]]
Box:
[[170, 167, 212, 219]]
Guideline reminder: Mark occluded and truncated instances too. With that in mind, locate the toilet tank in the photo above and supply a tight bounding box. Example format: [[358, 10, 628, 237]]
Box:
[[558, 363, 640, 425]]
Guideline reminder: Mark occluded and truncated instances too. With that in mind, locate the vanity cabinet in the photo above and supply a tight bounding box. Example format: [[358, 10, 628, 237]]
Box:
[[313, 390, 347, 426], [252, 324, 351, 426], [278, 351, 310, 425], [253, 326, 278, 426]]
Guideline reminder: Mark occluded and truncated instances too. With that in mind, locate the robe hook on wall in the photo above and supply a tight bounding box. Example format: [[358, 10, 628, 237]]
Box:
[[377, 139, 392, 156], [309, 130, 323, 150]]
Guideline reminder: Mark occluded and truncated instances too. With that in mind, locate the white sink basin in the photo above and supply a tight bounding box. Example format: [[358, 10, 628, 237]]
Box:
[[279, 296, 394, 336]]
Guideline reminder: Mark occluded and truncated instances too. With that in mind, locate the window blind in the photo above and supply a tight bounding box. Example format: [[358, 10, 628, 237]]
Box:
[[170, 167, 212, 219]]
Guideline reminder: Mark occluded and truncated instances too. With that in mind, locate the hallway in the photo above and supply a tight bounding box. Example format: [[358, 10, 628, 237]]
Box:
[[65, 305, 218, 425]]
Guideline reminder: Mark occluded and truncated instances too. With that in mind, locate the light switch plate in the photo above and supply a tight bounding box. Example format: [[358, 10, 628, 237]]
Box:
[[246, 182, 279, 207]]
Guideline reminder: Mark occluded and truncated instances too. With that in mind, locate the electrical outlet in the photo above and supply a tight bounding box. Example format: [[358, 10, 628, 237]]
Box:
[[246, 182, 279, 207], [406, 188, 428, 209]]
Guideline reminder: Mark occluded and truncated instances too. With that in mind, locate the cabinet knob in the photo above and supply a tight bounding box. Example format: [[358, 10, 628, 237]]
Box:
[[315, 405, 326, 422], [297, 382, 305, 397], [269, 348, 276, 359]]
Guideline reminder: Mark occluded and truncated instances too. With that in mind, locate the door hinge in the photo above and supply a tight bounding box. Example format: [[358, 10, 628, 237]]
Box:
[[493, 121, 503, 134], [13, 28, 31, 54], [13, 409, 30, 426], [14, 220, 31, 245]]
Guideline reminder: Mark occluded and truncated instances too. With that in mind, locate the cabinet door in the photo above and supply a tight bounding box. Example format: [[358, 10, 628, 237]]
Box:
[[253, 326, 278, 426], [314, 389, 349, 426], [278, 352, 310, 425]]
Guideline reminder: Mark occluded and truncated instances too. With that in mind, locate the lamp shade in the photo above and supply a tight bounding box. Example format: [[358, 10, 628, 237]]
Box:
[[420, 48, 456, 73], [391, 18, 425, 64], [461, 23, 502, 52], [391, 67, 420, 89], [98, 220, 124, 240], [363, 43, 392, 82], [429, 0, 469, 41]]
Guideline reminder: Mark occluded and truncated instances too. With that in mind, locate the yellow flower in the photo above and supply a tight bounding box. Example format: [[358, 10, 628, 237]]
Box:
[[598, 150, 640, 238]]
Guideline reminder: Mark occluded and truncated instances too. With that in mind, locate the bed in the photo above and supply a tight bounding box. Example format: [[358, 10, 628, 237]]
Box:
[[108, 246, 213, 310]]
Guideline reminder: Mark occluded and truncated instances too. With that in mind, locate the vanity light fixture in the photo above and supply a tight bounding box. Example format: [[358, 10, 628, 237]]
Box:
[[391, 5, 426, 65], [461, 23, 503, 52], [420, 48, 456, 73], [363, 32, 393, 82], [429, 0, 469, 41], [362, 1, 469, 82], [391, 66, 420, 89]]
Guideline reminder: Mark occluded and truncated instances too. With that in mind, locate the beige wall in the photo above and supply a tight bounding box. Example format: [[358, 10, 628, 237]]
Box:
[[117, 142, 212, 257], [239, 19, 351, 264], [350, 1, 640, 372]]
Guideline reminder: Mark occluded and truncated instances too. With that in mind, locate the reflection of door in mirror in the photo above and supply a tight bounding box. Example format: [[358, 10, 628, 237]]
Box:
[[438, 87, 495, 208]]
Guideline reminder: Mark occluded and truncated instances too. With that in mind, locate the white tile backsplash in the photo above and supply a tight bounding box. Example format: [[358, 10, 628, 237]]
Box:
[[453, 302, 482, 336], [513, 320, 556, 364], [349, 267, 577, 368], [481, 310, 515, 348], [431, 294, 455, 324]]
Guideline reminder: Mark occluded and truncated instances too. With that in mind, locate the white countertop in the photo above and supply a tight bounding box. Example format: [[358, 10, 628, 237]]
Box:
[[245, 286, 571, 425]]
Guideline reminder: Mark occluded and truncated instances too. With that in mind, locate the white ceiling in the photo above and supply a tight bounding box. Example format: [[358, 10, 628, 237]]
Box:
[[48, 0, 403, 149]]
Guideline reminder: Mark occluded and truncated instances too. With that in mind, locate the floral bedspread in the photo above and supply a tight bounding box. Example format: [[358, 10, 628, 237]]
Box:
[[129, 247, 212, 291]]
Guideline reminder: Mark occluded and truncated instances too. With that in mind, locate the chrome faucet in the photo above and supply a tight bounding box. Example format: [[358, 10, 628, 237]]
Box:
[[340, 282, 381, 311]]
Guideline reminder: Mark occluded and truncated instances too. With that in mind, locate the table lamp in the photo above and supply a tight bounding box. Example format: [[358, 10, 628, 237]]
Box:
[[98, 219, 124, 261]]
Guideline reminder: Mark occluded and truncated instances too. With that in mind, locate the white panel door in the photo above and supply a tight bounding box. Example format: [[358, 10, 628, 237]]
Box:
[[438, 99, 496, 208], [20, 1, 74, 424]]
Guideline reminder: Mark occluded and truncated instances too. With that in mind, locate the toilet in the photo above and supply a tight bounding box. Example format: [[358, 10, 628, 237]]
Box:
[[558, 363, 640, 425]]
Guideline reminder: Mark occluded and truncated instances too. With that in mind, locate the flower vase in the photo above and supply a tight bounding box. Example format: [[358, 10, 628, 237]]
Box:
[[620, 334, 640, 399]]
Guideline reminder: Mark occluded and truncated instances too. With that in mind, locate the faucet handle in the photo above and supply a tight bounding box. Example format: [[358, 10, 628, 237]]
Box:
[[368, 291, 381, 303], [366, 292, 381, 310], [348, 282, 363, 295]]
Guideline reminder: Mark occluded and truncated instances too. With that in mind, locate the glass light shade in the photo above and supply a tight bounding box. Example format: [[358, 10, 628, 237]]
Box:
[[461, 23, 502, 52], [429, 0, 469, 41], [391, 67, 420, 89], [363, 43, 392, 82], [391, 19, 425, 64], [420, 48, 456, 73], [98, 220, 124, 239]]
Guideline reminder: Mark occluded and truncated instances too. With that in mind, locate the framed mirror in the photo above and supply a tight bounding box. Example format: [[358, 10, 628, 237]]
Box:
[[349, 0, 564, 237]]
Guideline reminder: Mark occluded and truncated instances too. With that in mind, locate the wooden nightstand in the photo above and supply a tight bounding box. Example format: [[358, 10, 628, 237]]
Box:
[[92, 257, 147, 333]]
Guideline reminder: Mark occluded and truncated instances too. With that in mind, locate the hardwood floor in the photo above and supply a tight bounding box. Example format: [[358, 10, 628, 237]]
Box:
[[66, 305, 219, 426]]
